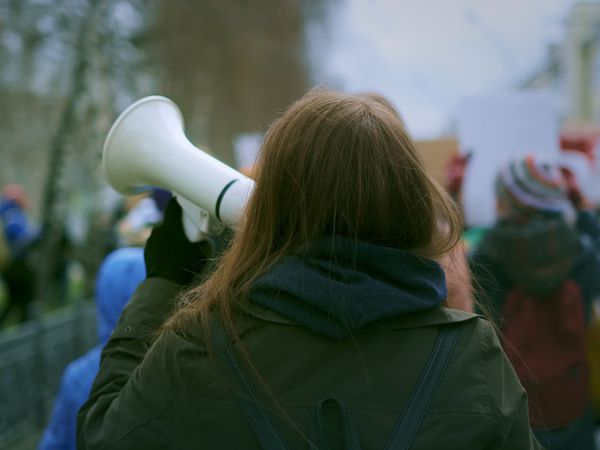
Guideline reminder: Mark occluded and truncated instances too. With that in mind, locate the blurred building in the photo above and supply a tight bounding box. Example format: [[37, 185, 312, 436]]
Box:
[[523, 2, 600, 124]]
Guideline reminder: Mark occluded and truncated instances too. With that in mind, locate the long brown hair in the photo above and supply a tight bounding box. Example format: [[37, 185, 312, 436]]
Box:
[[165, 88, 462, 337]]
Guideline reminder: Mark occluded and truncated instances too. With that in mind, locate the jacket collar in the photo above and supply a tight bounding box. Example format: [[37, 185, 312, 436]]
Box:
[[237, 300, 479, 331], [248, 236, 450, 340]]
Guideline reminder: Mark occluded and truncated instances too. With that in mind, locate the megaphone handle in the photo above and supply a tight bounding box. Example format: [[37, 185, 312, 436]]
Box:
[[175, 194, 212, 242], [181, 212, 202, 242]]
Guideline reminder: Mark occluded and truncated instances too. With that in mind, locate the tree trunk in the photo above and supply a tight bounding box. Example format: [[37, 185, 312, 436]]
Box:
[[34, 0, 100, 307]]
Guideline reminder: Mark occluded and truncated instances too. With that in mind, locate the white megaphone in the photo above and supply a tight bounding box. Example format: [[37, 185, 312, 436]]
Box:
[[102, 96, 256, 241]]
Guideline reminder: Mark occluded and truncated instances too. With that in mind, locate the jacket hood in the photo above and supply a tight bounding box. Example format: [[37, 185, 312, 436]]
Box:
[[480, 215, 579, 296], [249, 236, 447, 340], [96, 247, 146, 344]]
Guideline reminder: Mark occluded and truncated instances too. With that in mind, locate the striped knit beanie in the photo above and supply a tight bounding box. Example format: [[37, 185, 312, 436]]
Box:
[[496, 154, 569, 216]]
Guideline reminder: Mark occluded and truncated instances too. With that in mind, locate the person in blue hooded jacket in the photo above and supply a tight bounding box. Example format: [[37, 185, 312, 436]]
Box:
[[38, 247, 146, 450]]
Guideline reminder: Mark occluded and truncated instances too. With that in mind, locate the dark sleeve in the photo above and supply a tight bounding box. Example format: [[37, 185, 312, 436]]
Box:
[[572, 252, 600, 325], [576, 210, 600, 249], [482, 321, 543, 450], [570, 211, 600, 321], [77, 278, 181, 450]]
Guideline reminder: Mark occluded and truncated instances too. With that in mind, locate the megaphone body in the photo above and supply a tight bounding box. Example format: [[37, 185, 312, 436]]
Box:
[[102, 96, 255, 240]]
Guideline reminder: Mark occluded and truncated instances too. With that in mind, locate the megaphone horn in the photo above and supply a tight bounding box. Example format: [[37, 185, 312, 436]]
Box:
[[102, 96, 255, 228]]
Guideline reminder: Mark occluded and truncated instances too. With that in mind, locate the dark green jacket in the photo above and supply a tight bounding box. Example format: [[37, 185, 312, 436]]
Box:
[[77, 278, 541, 450]]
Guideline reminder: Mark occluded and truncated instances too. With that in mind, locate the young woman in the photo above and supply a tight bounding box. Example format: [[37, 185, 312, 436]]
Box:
[[78, 89, 540, 449]]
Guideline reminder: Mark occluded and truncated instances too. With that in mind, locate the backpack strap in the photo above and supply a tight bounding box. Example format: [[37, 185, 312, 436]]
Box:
[[211, 317, 459, 450], [383, 324, 460, 450], [210, 317, 290, 450]]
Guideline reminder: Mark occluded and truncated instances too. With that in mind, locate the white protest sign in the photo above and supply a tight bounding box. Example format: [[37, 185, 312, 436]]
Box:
[[458, 93, 560, 226]]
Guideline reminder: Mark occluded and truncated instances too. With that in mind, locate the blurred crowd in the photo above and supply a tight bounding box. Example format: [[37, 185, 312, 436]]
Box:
[[4, 91, 600, 450], [0, 185, 170, 329]]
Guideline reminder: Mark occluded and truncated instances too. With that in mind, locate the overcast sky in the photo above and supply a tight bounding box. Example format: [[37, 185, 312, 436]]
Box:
[[309, 0, 592, 138]]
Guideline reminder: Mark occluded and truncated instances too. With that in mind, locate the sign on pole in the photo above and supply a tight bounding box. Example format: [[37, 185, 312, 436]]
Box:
[[458, 93, 560, 226]]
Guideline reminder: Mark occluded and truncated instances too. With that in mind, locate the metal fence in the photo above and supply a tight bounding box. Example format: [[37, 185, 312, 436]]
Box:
[[0, 302, 97, 449]]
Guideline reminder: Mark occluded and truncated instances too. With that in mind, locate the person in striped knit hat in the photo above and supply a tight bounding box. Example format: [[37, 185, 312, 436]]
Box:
[[470, 153, 600, 450], [495, 154, 572, 221]]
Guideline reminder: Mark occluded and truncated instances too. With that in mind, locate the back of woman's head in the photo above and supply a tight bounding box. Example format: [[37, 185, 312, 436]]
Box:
[[167, 88, 461, 329], [355, 91, 405, 127], [248, 89, 459, 255]]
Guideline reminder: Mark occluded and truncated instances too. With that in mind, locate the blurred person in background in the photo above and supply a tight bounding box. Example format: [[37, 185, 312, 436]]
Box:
[[0, 183, 38, 326], [470, 154, 600, 450], [78, 90, 539, 449], [38, 247, 146, 450], [116, 191, 163, 247], [88, 188, 169, 261], [150, 187, 172, 213]]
